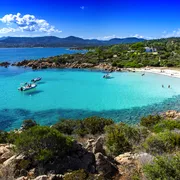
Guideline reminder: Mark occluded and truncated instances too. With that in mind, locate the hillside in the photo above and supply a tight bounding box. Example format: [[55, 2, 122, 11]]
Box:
[[0, 36, 145, 47]]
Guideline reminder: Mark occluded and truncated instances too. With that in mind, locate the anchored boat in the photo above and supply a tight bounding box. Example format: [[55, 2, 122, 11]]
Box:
[[103, 73, 112, 79], [31, 77, 42, 83], [18, 83, 37, 91]]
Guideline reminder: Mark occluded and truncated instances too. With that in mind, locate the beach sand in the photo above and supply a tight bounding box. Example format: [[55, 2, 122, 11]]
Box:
[[133, 67, 180, 79]]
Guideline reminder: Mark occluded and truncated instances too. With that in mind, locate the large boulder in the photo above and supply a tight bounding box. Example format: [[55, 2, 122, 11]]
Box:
[[92, 136, 105, 155], [34, 175, 48, 180], [163, 110, 180, 119], [95, 152, 118, 178], [86, 136, 106, 155], [115, 152, 154, 180]]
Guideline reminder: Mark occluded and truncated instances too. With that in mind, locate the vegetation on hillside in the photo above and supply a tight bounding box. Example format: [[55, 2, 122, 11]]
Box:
[[0, 114, 180, 179], [30, 37, 180, 68]]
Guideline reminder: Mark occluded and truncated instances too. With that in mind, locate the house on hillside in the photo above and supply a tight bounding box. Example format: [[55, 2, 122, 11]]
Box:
[[145, 47, 157, 53]]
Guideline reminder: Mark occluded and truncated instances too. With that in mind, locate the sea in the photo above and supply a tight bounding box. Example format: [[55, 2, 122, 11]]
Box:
[[1, 48, 180, 130]]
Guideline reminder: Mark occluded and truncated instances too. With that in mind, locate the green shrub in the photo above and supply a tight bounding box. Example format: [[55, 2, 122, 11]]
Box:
[[6, 131, 20, 144], [105, 123, 140, 156], [64, 169, 104, 180], [21, 119, 38, 130], [143, 154, 180, 180], [143, 131, 180, 154], [15, 126, 73, 162], [53, 117, 114, 136], [0, 131, 8, 143], [0, 131, 20, 144], [83, 117, 114, 135], [112, 61, 117, 67], [153, 120, 180, 133], [53, 119, 80, 135], [117, 62, 124, 68], [140, 115, 162, 129]]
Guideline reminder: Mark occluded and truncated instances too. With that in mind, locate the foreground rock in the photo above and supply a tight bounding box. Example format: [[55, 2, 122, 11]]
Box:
[[95, 153, 118, 178], [115, 152, 154, 180], [0, 144, 14, 164]]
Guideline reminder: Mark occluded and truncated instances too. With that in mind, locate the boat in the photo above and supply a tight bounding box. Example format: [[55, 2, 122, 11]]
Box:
[[103, 74, 112, 79], [18, 83, 37, 91], [31, 77, 42, 82]]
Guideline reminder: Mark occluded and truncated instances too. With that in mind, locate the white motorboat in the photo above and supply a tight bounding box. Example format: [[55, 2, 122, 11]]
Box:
[[31, 77, 42, 82], [18, 83, 37, 91], [103, 74, 112, 79]]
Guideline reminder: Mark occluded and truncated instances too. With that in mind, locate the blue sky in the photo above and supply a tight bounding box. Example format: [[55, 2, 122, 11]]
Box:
[[0, 0, 180, 39]]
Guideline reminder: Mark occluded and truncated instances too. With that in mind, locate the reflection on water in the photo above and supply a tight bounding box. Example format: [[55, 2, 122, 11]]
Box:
[[24, 90, 44, 96]]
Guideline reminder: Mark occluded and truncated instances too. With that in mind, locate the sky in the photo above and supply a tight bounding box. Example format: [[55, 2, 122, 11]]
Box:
[[0, 0, 180, 39]]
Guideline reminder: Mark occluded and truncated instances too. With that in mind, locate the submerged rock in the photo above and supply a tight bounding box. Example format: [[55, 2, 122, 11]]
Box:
[[0, 62, 10, 67]]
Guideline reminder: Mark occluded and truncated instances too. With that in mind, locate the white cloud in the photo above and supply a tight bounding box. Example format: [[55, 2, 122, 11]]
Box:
[[0, 27, 19, 34], [0, 13, 61, 34], [80, 6, 85, 10], [93, 34, 147, 40], [162, 29, 180, 38], [132, 34, 144, 39]]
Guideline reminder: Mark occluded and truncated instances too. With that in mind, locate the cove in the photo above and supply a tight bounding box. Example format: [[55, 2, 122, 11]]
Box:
[[1, 66, 180, 130]]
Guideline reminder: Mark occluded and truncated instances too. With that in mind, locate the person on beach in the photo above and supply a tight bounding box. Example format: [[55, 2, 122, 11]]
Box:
[[162, 85, 164, 88], [168, 85, 170, 88]]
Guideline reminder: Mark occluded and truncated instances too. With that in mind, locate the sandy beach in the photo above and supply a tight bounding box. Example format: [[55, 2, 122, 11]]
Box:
[[134, 67, 180, 79]]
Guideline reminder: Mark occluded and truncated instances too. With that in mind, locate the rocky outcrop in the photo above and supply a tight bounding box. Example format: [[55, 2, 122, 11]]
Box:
[[94, 63, 121, 72], [0, 138, 119, 179], [86, 137, 118, 178], [11, 59, 123, 72], [16, 174, 63, 180], [162, 110, 180, 119], [95, 153, 118, 178], [0, 62, 10, 67], [86, 136, 106, 155], [115, 152, 154, 180], [0, 144, 14, 164]]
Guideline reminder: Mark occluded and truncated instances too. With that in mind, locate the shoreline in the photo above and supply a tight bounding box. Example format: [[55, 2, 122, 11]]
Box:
[[2, 60, 180, 79], [134, 67, 180, 79]]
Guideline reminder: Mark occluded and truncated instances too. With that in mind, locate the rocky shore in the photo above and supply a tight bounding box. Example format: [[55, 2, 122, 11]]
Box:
[[0, 60, 127, 72]]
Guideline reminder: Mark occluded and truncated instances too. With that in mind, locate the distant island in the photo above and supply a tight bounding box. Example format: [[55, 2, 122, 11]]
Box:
[[0, 36, 145, 48]]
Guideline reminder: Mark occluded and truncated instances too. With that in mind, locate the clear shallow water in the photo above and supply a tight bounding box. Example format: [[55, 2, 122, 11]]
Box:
[[0, 48, 87, 62], [1, 67, 180, 130]]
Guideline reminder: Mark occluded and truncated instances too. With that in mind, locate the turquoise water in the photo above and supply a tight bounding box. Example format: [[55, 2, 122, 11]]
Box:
[[1, 66, 180, 130], [0, 48, 87, 62]]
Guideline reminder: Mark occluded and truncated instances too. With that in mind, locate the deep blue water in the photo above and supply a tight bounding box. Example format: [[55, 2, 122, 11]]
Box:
[[0, 48, 87, 62], [1, 66, 180, 131]]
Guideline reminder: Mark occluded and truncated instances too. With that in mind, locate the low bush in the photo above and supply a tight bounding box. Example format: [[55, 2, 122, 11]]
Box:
[[64, 169, 104, 180], [140, 115, 162, 129], [0, 131, 20, 144], [0, 131, 8, 143], [105, 123, 141, 156], [83, 117, 114, 135], [53, 119, 80, 135], [21, 119, 38, 130], [54, 117, 114, 136], [15, 126, 73, 163], [143, 154, 180, 180], [143, 131, 180, 154], [153, 120, 180, 133]]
